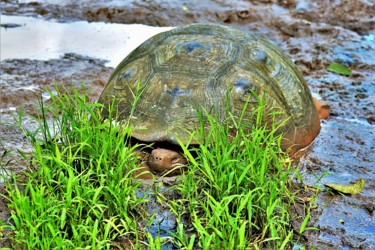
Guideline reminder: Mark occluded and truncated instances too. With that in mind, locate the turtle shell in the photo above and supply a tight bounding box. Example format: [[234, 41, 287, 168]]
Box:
[[97, 23, 320, 154]]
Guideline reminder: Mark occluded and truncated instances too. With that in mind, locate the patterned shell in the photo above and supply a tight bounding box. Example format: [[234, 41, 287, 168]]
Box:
[[97, 23, 320, 154]]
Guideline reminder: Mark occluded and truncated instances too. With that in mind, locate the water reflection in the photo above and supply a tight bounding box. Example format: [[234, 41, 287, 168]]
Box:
[[1, 15, 172, 67]]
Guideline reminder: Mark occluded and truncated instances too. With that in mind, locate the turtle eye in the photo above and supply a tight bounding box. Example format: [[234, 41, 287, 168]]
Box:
[[171, 156, 179, 163]]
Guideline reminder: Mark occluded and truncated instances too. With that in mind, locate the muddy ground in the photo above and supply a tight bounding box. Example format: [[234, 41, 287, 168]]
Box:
[[1, 0, 375, 249]]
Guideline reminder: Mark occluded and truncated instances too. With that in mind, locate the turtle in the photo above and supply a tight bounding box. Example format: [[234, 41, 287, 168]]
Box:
[[97, 23, 327, 177]]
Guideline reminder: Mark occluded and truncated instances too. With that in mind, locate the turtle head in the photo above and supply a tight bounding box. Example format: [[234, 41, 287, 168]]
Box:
[[147, 148, 187, 176]]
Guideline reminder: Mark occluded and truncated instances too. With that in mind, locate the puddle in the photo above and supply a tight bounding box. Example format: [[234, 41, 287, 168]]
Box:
[[136, 185, 177, 249], [1, 15, 172, 67]]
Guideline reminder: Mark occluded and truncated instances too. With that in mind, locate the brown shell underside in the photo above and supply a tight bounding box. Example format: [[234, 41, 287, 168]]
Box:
[[97, 23, 320, 154]]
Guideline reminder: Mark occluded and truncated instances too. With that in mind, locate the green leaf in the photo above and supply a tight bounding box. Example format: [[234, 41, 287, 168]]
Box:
[[60, 207, 67, 230], [327, 63, 352, 76], [299, 212, 310, 234], [188, 234, 196, 249], [325, 178, 365, 194]]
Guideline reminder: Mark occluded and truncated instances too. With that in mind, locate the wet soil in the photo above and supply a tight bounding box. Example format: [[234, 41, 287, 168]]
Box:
[[1, 0, 375, 249]]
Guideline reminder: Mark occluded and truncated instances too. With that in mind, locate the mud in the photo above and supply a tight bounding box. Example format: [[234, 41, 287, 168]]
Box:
[[1, 0, 375, 249]]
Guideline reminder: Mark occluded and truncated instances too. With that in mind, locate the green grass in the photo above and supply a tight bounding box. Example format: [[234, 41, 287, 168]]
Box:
[[169, 94, 298, 249], [0, 85, 316, 249]]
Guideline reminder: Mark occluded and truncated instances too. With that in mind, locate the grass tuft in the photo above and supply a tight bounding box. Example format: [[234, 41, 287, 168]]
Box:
[[1, 85, 147, 249], [170, 95, 298, 249], [0, 84, 316, 249]]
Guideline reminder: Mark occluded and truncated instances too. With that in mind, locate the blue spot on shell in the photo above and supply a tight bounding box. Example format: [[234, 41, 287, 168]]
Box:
[[176, 41, 211, 55], [234, 77, 256, 101], [234, 77, 252, 89], [252, 49, 267, 62], [163, 86, 192, 104], [270, 62, 282, 77], [118, 68, 133, 81]]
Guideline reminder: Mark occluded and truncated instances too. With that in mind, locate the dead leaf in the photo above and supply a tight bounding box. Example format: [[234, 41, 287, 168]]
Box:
[[325, 178, 365, 195]]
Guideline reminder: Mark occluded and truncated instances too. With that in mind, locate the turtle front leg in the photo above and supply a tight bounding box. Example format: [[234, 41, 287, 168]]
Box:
[[132, 151, 155, 179], [133, 163, 155, 179]]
